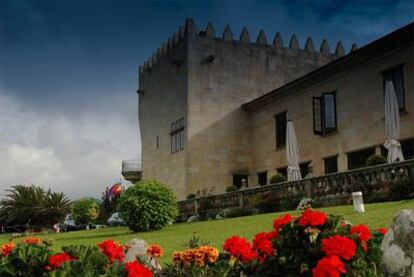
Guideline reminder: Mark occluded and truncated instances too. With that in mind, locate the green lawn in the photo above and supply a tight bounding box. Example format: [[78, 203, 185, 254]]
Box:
[[1, 200, 413, 263]]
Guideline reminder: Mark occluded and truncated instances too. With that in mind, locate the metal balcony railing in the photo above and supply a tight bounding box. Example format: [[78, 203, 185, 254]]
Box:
[[121, 159, 142, 173]]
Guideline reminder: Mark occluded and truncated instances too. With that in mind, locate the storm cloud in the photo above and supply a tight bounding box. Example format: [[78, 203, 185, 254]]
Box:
[[0, 0, 412, 199]]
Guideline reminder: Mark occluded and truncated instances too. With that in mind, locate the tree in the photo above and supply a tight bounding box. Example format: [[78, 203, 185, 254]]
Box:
[[71, 198, 100, 227], [119, 180, 178, 232], [0, 185, 71, 227]]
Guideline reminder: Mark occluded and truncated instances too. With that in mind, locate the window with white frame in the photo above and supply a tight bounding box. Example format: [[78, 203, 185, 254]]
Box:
[[170, 118, 185, 153], [313, 92, 337, 135]]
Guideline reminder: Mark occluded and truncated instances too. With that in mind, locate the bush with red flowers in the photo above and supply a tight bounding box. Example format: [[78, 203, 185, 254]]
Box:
[[0, 238, 153, 277], [0, 209, 388, 277], [232, 209, 386, 277]]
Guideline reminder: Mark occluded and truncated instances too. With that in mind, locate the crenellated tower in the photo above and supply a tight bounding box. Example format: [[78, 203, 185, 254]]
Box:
[[138, 18, 356, 200]]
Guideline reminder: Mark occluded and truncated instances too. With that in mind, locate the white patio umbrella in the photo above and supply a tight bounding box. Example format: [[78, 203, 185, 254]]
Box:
[[383, 80, 404, 163], [286, 120, 302, 181]]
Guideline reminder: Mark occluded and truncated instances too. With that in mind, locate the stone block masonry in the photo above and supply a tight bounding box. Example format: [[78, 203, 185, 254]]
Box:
[[139, 18, 356, 200]]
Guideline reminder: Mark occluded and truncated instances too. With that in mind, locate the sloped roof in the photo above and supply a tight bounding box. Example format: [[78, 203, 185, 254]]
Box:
[[243, 22, 413, 113]]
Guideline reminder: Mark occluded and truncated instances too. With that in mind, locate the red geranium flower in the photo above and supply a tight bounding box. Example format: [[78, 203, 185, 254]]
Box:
[[223, 236, 257, 263], [273, 213, 292, 230], [266, 230, 278, 240], [49, 253, 75, 268], [298, 209, 327, 227], [321, 235, 356, 260], [124, 261, 153, 277], [147, 244, 164, 258], [312, 255, 346, 277], [377, 228, 388, 235], [350, 224, 372, 242], [253, 233, 274, 255], [1, 241, 15, 256], [97, 240, 125, 263]]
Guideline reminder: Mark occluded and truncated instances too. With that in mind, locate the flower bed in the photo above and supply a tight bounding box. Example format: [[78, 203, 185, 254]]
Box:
[[0, 209, 387, 276]]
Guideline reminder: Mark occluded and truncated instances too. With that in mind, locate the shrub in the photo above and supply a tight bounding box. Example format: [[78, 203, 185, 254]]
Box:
[[389, 178, 414, 201], [279, 194, 304, 211], [187, 193, 196, 200], [366, 154, 387, 166], [225, 186, 238, 193], [269, 174, 287, 184], [0, 185, 71, 227], [72, 199, 100, 227], [119, 180, 178, 232], [0, 210, 388, 277], [0, 238, 153, 276], [219, 207, 258, 218], [249, 192, 280, 213], [226, 210, 386, 277]]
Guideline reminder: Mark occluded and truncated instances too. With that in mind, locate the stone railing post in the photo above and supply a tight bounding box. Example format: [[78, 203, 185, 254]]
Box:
[[239, 193, 244, 209], [194, 199, 198, 214]]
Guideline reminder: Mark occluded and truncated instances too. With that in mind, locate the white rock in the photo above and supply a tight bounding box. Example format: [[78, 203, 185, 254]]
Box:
[[124, 238, 161, 270], [381, 209, 414, 277]]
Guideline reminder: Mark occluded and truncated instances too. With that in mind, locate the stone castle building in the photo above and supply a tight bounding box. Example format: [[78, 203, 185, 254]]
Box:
[[137, 19, 414, 200]]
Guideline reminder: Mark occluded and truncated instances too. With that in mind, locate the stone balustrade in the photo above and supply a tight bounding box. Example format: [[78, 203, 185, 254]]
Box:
[[121, 159, 142, 184], [178, 159, 414, 219]]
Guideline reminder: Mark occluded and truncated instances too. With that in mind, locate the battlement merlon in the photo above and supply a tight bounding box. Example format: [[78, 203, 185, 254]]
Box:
[[138, 17, 358, 74]]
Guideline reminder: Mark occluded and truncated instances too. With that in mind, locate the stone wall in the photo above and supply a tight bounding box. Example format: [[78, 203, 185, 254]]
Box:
[[247, 36, 413, 186], [138, 29, 188, 199], [185, 19, 339, 196]]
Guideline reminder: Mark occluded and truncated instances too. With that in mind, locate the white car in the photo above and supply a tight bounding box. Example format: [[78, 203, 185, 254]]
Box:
[[63, 214, 81, 231], [108, 212, 125, 226]]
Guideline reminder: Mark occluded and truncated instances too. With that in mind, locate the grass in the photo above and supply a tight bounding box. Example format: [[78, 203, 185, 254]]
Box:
[[1, 199, 413, 263]]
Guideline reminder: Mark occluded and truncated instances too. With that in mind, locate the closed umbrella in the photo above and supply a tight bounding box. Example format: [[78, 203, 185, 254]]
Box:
[[286, 120, 302, 181], [384, 80, 404, 163]]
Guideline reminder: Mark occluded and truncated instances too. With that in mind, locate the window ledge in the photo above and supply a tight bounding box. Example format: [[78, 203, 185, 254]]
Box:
[[381, 110, 408, 121], [275, 146, 286, 152], [320, 130, 339, 138]]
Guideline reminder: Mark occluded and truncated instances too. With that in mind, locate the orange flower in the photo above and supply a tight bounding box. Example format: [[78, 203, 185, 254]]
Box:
[[23, 237, 41, 245], [147, 244, 164, 258], [182, 249, 196, 265], [1, 241, 15, 256], [194, 249, 205, 267], [199, 246, 219, 264], [172, 251, 183, 265]]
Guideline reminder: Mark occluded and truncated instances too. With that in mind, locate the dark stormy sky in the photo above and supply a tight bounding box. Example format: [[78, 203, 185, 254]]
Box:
[[0, 0, 413, 199]]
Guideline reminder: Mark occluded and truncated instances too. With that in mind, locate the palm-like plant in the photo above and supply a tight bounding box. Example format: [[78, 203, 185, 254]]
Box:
[[0, 185, 71, 227], [41, 191, 72, 226]]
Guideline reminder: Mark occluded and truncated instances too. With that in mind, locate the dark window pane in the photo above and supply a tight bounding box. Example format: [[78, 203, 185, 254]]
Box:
[[277, 167, 287, 178], [257, 172, 267, 186], [275, 112, 287, 147], [313, 97, 322, 134], [180, 130, 184, 150], [401, 138, 414, 159], [233, 174, 249, 189], [323, 93, 336, 131], [383, 66, 405, 110], [347, 147, 375, 170], [300, 161, 311, 177], [324, 156, 338, 174]]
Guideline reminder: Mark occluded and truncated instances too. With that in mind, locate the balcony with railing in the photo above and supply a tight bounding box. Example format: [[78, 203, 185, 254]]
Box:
[[121, 159, 142, 184], [178, 159, 414, 219]]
